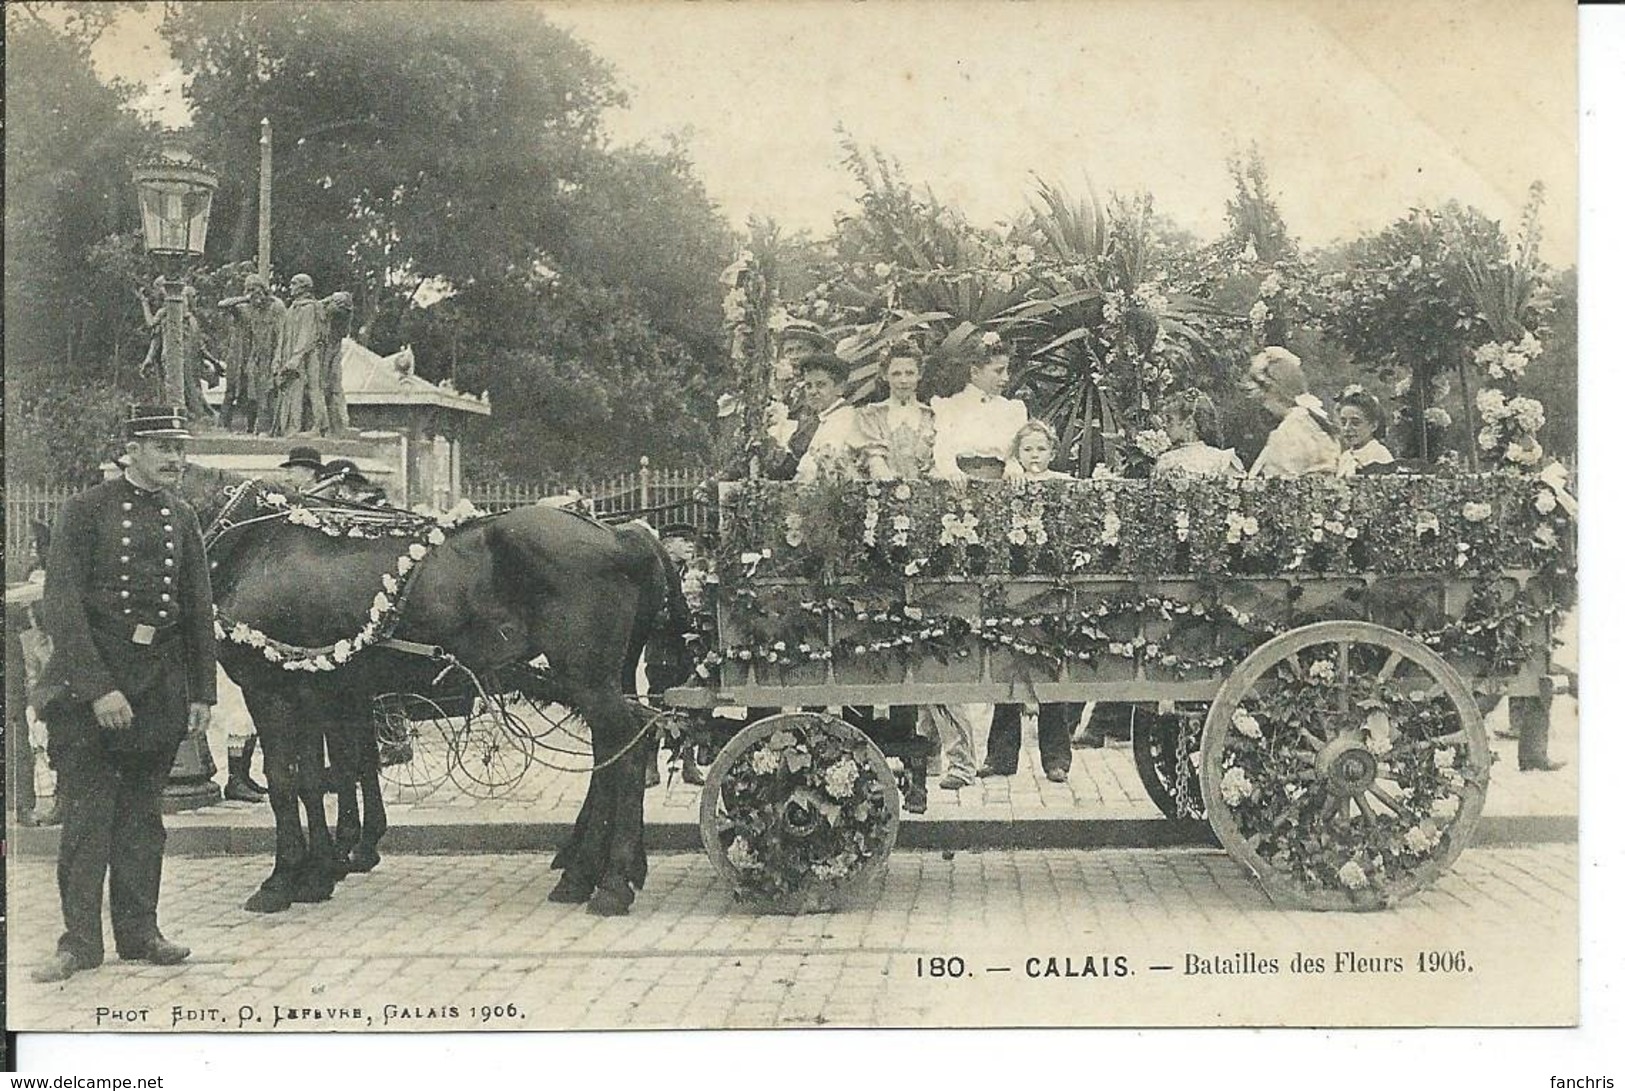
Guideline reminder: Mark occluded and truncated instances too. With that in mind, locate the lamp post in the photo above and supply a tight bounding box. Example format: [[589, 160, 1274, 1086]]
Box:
[[132, 141, 223, 810], [132, 143, 219, 408]]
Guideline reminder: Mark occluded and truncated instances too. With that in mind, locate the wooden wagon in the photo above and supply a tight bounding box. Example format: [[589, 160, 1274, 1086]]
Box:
[[661, 474, 1574, 912]]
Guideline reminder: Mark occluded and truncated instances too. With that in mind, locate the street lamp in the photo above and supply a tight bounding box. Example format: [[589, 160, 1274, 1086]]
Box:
[[132, 141, 223, 810], [132, 143, 219, 408]]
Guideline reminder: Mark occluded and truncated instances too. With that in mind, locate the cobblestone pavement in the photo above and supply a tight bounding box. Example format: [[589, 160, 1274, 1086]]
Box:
[[7, 844, 1578, 1031], [108, 691, 1578, 836]]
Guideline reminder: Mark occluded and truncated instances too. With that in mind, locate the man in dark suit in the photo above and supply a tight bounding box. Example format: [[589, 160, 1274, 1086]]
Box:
[[31, 407, 217, 983]]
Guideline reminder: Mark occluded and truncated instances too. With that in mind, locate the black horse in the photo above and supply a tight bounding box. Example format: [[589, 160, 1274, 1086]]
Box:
[[184, 468, 691, 917]]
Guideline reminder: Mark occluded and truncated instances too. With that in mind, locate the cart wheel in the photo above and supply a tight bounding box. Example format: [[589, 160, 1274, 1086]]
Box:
[[699, 711, 900, 914], [447, 700, 535, 798], [1202, 621, 1488, 911], [1132, 709, 1206, 821], [374, 693, 453, 799]]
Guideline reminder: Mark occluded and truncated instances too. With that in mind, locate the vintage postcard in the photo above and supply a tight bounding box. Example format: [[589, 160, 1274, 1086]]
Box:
[[5, 0, 1581, 1041]]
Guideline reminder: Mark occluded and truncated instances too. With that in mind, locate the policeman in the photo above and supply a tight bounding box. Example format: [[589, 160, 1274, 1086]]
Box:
[[31, 407, 216, 983]]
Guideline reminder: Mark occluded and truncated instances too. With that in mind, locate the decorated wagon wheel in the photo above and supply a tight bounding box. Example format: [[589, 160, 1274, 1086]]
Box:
[[447, 696, 537, 798], [373, 693, 454, 799], [1201, 620, 1488, 911], [1131, 707, 1207, 822], [699, 712, 901, 914]]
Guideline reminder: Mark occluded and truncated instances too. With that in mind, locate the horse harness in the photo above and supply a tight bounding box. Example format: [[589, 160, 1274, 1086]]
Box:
[[202, 477, 662, 774]]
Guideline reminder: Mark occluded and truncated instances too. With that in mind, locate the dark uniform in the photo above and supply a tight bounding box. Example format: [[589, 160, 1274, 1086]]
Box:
[[36, 444, 215, 970]]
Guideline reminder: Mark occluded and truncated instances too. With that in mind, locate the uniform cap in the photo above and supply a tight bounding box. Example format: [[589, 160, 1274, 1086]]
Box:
[[125, 405, 192, 440]]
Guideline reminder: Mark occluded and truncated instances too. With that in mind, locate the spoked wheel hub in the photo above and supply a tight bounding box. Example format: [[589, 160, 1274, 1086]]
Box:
[[1316, 736, 1380, 796]]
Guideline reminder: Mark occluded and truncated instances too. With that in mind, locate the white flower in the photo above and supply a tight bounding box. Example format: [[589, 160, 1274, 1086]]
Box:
[[1476, 387, 1508, 417], [1134, 429, 1173, 458], [749, 747, 781, 776], [1423, 407, 1452, 428], [1504, 438, 1544, 467], [245, 628, 268, 648], [381, 574, 398, 594], [1532, 524, 1558, 550], [230, 622, 254, 644], [1461, 501, 1493, 523], [1535, 490, 1558, 515], [726, 838, 760, 870], [1308, 659, 1335, 684], [262, 491, 288, 508], [823, 757, 861, 799], [408, 542, 429, 561], [1219, 766, 1255, 806], [1508, 396, 1546, 433], [980, 331, 1002, 348], [1430, 796, 1460, 820], [1014, 244, 1037, 265], [1407, 254, 1424, 272], [332, 639, 353, 663], [1231, 708, 1263, 739], [1337, 860, 1369, 890], [1101, 511, 1122, 547], [1258, 271, 1283, 298], [1364, 710, 1393, 756], [1433, 747, 1456, 771], [398, 556, 414, 576], [1415, 511, 1440, 537], [810, 859, 851, 881], [427, 528, 447, 546], [1248, 300, 1269, 326], [873, 262, 893, 278], [1402, 824, 1439, 855]]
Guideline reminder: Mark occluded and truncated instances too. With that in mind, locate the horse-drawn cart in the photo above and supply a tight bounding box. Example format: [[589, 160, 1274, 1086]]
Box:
[[661, 473, 1574, 913]]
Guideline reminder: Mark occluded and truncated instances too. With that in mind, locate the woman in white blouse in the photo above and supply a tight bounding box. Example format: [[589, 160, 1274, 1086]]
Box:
[[1240, 347, 1341, 478], [931, 338, 1028, 485], [920, 336, 1031, 790]]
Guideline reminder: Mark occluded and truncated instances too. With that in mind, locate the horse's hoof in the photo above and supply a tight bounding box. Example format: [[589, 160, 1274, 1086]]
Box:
[[548, 873, 594, 904], [245, 887, 292, 914], [290, 874, 335, 903], [587, 884, 634, 917], [350, 847, 381, 873]]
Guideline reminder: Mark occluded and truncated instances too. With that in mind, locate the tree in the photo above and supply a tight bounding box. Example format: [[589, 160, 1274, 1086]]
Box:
[[4, 3, 154, 483], [164, 1, 738, 480]]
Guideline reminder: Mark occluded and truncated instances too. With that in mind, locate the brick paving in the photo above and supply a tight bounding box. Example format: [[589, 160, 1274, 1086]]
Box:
[[6, 844, 1578, 1031], [75, 690, 1585, 834]]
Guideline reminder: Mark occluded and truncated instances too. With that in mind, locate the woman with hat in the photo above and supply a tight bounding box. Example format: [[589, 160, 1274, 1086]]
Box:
[[1240, 347, 1341, 478]]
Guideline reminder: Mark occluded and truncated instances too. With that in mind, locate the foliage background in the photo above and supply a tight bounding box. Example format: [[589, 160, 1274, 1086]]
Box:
[[3, 3, 1578, 489]]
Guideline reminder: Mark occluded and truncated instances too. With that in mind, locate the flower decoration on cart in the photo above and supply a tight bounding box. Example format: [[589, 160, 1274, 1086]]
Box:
[[1212, 641, 1487, 905], [698, 475, 1573, 683], [212, 486, 489, 672], [711, 717, 897, 906]]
